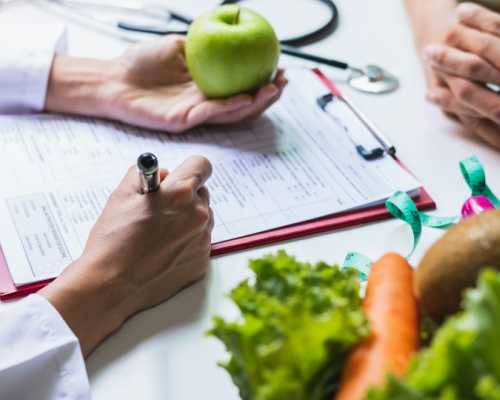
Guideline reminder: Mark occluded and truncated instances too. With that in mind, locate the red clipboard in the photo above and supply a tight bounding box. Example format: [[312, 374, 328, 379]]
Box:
[[0, 71, 436, 301], [0, 189, 435, 300]]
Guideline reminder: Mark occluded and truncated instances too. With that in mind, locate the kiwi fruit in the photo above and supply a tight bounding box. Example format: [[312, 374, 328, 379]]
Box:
[[415, 209, 500, 322]]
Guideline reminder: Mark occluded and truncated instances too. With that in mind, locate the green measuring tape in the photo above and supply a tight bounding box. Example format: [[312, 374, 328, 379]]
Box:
[[385, 191, 459, 257], [343, 156, 498, 279], [460, 156, 499, 207], [343, 252, 372, 280]]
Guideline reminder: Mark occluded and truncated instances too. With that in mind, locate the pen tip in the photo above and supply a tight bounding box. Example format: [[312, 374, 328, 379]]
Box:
[[137, 152, 158, 172]]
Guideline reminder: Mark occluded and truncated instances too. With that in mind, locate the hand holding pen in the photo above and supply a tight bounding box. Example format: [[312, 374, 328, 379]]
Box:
[[40, 154, 214, 356]]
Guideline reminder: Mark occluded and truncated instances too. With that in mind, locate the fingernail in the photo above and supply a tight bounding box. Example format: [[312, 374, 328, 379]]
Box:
[[456, 3, 479, 22]]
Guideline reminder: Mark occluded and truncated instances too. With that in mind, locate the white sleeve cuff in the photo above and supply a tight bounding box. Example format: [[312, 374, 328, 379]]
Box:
[[0, 294, 90, 400], [0, 24, 68, 113]]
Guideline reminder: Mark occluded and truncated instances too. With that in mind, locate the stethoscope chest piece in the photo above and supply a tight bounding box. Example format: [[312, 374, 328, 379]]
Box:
[[348, 65, 399, 94]]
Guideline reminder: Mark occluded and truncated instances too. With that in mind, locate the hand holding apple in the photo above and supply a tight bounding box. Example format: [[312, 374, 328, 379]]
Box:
[[186, 5, 280, 98], [47, 35, 287, 133]]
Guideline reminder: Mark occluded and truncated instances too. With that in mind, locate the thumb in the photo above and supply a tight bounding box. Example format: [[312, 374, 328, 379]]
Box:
[[159, 168, 169, 183], [116, 165, 143, 195]]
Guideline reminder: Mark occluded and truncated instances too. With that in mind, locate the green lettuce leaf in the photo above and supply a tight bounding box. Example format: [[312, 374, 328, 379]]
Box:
[[367, 269, 500, 400], [208, 250, 368, 400]]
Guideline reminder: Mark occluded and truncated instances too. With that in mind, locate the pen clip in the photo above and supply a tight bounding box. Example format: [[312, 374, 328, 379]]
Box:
[[316, 93, 389, 161]]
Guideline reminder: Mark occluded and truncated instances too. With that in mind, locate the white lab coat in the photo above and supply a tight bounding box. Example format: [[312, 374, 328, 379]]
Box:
[[0, 24, 91, 400]]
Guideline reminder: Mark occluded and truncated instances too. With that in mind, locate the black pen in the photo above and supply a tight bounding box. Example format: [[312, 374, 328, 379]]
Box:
[[137, 152, 161, 193]]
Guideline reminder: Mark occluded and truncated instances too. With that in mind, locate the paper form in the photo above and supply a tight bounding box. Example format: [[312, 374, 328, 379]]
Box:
[[0, 69, 421, 285]]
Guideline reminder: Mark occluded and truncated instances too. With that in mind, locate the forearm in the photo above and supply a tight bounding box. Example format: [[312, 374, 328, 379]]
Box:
[[405, 0, 457, 53], [45, 56, 121, 119]]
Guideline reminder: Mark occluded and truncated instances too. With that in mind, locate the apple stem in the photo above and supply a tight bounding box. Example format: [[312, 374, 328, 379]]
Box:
[[232, 6, 241, 25]]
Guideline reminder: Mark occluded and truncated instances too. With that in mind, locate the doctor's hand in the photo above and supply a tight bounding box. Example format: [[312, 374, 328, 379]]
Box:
[[421, 3, 500, 149], [45, 35, 287, 133], [40, 156, 213, 357]]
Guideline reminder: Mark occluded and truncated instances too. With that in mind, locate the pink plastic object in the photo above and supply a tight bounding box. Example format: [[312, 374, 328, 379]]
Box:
[[461, 195, 495, 218]]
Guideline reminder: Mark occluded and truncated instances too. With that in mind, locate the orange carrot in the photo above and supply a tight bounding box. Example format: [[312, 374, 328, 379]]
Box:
[[335, 253, 420, 400]]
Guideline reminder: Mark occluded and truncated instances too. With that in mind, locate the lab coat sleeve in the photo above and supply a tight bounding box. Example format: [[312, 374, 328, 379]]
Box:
[[0, 23, 67, 113], [0, 294, 91, 400]]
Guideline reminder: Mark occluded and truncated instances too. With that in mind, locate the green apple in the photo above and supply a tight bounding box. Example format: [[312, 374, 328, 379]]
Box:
[[186, 5, 280, 98]]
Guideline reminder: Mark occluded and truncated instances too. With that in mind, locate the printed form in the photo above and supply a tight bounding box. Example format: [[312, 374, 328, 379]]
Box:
[[0, 69, 421, 285]]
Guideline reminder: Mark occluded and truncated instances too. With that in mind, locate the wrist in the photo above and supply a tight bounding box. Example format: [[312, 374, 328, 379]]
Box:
[[39, 255, 136, 357], [45, 56, 124, 119], [405, 0, 457, 56]]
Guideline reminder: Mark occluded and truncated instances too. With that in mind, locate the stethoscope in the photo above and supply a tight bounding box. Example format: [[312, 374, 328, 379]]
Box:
[[45, 0, 400, 95]]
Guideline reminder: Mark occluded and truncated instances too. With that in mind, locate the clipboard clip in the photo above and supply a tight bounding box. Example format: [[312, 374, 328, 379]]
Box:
[[317, 93, 396, 161]]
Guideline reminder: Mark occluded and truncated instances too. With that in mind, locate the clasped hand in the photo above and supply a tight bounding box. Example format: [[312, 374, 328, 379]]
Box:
[[423, 2, 500, 149]]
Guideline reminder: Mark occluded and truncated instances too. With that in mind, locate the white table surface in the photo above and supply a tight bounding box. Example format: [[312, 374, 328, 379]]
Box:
[[1, 1, 499, 399]]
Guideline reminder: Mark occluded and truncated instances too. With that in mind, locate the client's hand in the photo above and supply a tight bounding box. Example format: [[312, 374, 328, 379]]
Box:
[[422, 3, 500, 149], [46, 36, 287, 133], [39, 156, 213, 357]]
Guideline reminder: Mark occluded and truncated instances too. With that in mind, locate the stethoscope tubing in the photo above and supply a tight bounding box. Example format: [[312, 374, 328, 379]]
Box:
[[117, 3, 352, 73], [280, 46, 349, 70], [220, 0, 338, 46], [118, 22, 351, 72], [52, 0, 355, 74]]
